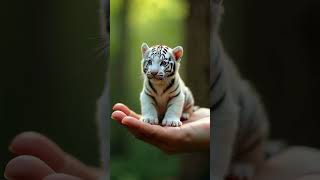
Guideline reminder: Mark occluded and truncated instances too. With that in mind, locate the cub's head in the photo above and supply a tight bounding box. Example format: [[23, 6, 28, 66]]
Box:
[[141, 43, 183, 80]]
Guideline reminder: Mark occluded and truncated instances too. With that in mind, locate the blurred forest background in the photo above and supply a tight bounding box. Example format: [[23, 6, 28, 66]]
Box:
[[109, 0, 209, 180]]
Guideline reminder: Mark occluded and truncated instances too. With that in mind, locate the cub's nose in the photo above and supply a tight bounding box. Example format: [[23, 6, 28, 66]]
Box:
[[151, 71, 158, 76]]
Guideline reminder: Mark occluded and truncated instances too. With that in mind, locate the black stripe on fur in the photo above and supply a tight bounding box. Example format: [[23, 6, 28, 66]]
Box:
[[163, 78, 175, 94], [148, 80, 157, 94], [169, 83, 179, 94], [144, 90, 157, 104], [167, 62, 175, 77], [171, 90, 181, 99]]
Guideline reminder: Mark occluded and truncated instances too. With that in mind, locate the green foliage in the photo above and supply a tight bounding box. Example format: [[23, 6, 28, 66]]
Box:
[[128, 0, 188, 25], [110, 0, 188, 179]]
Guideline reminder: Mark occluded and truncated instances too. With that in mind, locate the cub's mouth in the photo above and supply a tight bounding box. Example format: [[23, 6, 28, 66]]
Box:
[[147, 74, 164, 80]]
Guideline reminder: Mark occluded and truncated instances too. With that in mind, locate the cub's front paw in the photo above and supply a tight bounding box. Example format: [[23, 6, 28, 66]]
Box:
[[162, 116, 182, 127], [140, 115, 159, 125]]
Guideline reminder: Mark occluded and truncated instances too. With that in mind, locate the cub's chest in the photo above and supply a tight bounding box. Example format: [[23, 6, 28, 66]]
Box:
[[154, 93, 171, 116]]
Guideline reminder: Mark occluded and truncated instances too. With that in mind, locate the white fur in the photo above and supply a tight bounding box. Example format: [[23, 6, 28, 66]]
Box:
[[140, 43, 194, 127]]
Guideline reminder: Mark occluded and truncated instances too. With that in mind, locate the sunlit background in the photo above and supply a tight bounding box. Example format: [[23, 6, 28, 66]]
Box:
[[110, 0, 209, 180]]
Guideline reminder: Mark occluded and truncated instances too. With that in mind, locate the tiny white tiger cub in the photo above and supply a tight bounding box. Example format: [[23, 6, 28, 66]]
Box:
[[140, 43, 194, 127]]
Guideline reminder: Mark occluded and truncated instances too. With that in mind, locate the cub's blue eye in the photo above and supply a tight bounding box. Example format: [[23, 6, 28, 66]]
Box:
[[160, 61, 168, 66], [147, 60, 152, 65]]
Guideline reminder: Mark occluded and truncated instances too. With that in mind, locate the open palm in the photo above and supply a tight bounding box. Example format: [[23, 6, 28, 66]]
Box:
[[111, 103, 210, 154]]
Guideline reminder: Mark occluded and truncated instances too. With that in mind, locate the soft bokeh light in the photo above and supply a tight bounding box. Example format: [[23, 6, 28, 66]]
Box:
[[128, 0, 189, 26]]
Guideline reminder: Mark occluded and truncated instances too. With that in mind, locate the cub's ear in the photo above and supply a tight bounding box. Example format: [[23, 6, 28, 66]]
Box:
[[141, 42, 149, 57], [172, 46, 183, 61]]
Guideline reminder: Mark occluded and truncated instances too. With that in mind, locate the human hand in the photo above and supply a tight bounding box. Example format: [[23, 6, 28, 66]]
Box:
[[4, 132, 104, 180], [111, 103, 210, 154]]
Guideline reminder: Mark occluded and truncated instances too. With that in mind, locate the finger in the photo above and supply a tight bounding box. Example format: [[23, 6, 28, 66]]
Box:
[[111, 110, 127, 123], [5, 155, 55, 180], [122, 118, 180, 154], [9, 132, 66, 171], [122, 116, 157, 137], [43, 173, 82, 180], [112, 103, 140, 119], [125, 126, 171, 149], [9, 131, 102, 180], [122, 116, 175, 142]]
